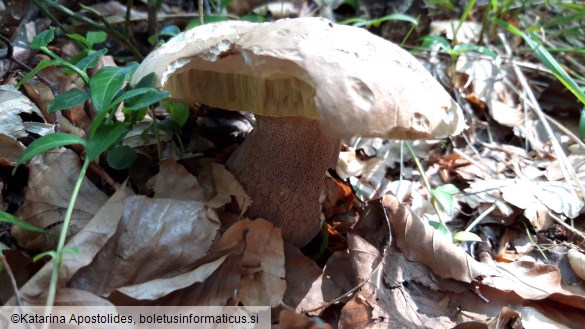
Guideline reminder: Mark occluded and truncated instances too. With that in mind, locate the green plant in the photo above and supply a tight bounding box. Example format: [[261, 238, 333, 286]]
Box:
[[494, 18, 585, 137], [405, 142, 481, 243], [0, 26, 168, 307], [340, 13, 418, 29]]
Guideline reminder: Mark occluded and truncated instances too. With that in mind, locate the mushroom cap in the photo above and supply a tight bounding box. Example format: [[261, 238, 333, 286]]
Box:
[[133, 17, 465, 139]]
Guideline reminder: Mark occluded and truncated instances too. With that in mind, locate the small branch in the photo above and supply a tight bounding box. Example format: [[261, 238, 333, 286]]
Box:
[[0, 253, 24, 306], [148, 0, 158, 45], [199, 0, 204, 25]]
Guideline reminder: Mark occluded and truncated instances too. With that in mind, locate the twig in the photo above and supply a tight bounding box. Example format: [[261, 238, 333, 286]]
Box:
[[34, 0, 143, 59], [0, 34, 61, 132], [125, 0, 134, 39], [199, 0, 204, 25], [147, 0, 158, 45], [0, 253, 24, 306], [79, 4, 143, 59]]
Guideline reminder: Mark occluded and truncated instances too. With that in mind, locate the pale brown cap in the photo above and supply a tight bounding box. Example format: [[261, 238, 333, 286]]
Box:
[[133, 17, 466, 139]]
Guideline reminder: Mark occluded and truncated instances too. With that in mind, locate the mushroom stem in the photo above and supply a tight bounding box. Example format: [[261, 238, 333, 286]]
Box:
[[226, 115, 341, 246]]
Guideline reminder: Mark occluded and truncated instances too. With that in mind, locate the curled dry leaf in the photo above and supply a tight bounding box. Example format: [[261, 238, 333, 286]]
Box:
[[198, 159, 252, 213], [0, 86, 52, 140], [0, 133, 24, 165], [114, 255, 228, 300], [12, 148, 109, 251], [68, 195, 219, 296], [568, 249, 585, 281], [211, 218, 285, 307], [6, 184, 131, 305], [382, 193, 498, 282], [282, 243, 322, 309], [146, 158, 205, 200]]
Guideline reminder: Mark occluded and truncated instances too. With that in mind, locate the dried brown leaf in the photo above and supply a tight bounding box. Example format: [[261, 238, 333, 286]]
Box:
[[12, 149, 109, 251], [212, 218, 285, 307], [283, 243, 322, 309], [198, 160, 251, 212], [114, 254, 228, 300], [146, 158, 205, 200], [6, 185, 130, 305], [0, 87, 51, 139], [0, 133, 24, 165], [68, 196, 219, 296], [383, 193, 498, 282]]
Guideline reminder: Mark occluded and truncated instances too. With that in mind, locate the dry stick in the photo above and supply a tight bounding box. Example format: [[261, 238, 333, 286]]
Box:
[[0, 254, 24, 306], [0, 34, 61, 132], [125, 0, 134, 38], [497, 33, 585, 202], [147, 0, 158, 45], [199, 0, 205, 25], [79, 4, 143, 59], [36, 0, 143, 59]]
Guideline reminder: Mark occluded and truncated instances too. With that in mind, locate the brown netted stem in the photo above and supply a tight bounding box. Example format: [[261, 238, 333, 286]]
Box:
[[226, 115, 340, 246]]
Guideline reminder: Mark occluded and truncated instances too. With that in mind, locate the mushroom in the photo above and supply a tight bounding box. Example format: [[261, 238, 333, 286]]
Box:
[[132, 17, 466, 246]]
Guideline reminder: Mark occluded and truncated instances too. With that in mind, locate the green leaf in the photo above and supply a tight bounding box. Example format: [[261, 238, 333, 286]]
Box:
[[455, 0, 477, 42], [239, 14, 267, 23], [108, 88, 155, 111], [0, 212, 49, 235], [494, 19, 585, 105], [107, 145, 137, 170], [86, 123, 128, 160], [31, 27, 55, 49], [16, 59, 58, 87], [421, 35, 452, 51], [15, 133, 86, 170], [434, 183, 460, 195], [86, 31, 107, 47], [75, 48, 108, 71], [48, 88, 89, 113], [134, 72, 157, 89], [124, 89, 170, 111], [432, 184, 459, 215], [428, 220, 451, 239], [186, 15, 230, 29], [62, 246, 80, 255], [90, 66, 128, 113], [164, 101, 189, 127], [67, 33, 91, 49], [147, 25, 180, 45], [453, 44, 498, 59], [157, 119, 182, 133], [34, 250, 57, 262], [372, 13, 418, 27], [453, 231, 482, 243]]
